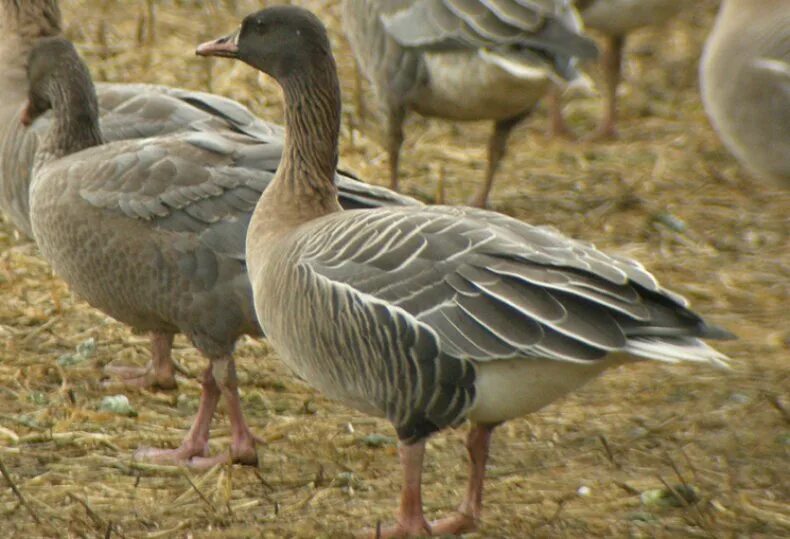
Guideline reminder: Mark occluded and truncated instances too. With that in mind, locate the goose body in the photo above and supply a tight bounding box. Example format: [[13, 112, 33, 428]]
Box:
[[342, 0, 596, 205], [2, 0, 415, 392], [251, 205, 728, 441], [24, 36, 416, 468], [700, 0, 790, 188], [200, 7, 732, 535]]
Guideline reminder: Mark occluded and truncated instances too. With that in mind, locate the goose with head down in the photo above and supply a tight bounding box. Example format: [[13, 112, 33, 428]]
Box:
[[199, 6, 733, 536], [22, 35, 417, 468], [568, 0, 685, 139], [1, 0, 417, 391], [341, 0, 597, 207]]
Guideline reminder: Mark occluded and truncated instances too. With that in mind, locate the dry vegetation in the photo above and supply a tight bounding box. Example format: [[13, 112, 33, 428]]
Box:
[[1, 1, 788, 537]]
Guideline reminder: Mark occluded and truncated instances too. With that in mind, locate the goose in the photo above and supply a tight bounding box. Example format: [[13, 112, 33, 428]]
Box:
[[700, 0, 790, 188], [198, 6, 733, 536], [569, 0, 685, 139], [22, 36, 417, 468], [2, 0, 417, 391], [341, 0, 597, 207]]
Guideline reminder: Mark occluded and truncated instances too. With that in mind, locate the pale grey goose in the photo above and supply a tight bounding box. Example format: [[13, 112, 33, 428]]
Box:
[[700, 0, 790, 188], [569, 0, 685, 138], [342, 0, 597, 206], [23, 36, 417, 468], [2, 0, 417, 391], [199, 6, 733, 535]]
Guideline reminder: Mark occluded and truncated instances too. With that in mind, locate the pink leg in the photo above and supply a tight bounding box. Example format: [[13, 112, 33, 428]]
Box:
[[546, 85, 576, 140], [104, 332, 177, 390], [430, 424, 495, 535], [190, 358, 258, 468], [361, 441, 431, 538], [135, 357, 259, 468], [135, 364, 219, 465], [469, 112, 529, 208], [589, 34, 625, 141]]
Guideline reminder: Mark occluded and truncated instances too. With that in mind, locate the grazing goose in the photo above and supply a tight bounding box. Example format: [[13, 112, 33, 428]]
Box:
[[199, 6, 733, 536], [568, 0, 684, 139], [700, 0, 790, 188], [23, 36, 416, 468], [341, 0, 597, 207], [1, 0, 416, 390]]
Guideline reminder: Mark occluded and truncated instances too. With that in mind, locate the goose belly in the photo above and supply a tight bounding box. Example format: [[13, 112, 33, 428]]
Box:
[[582, 0, 683, 35], [468, 357, 624, 424], [412, 52, 551, 121]]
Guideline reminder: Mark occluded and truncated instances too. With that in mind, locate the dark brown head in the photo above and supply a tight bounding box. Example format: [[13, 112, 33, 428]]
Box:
[[196, 5, 333, 82]]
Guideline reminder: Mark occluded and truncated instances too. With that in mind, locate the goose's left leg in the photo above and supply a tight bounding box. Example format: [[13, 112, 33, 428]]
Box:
[[430, 423, 495, 535], [470, 112, 530, 208]]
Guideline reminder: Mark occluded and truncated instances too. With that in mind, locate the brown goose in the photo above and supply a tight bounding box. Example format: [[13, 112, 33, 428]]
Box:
[[700, 0, 789, 188], [342, 0, 596, 206], [199, 6, 733, 536], [23, 36, 417, 468], [1, 0, 416, 390]]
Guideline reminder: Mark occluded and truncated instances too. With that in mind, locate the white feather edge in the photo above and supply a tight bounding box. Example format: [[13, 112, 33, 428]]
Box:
[[478, 49, 597, 96], [478, 49, 559, 83], [624, 337, 731, 370]]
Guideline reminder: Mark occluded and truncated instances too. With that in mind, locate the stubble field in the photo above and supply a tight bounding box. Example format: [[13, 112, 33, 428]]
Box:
[[1, 1, 788, 537]]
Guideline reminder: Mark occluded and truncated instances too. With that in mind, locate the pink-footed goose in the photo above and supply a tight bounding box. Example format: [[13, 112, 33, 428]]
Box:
[[1, 0, 417, 392], [22, 36, 417, 468], [198, 6, 733, 536], [341, 0, 596, 206], [700, 0, 789, 188]]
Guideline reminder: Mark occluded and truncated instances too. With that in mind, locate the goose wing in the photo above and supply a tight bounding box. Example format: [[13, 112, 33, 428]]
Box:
[[295, 206, 730, 440], [300, 205, 731, 365], [381, 0, 597, 61]]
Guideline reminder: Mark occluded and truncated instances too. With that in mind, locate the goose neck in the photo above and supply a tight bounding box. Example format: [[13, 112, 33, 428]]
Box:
[[37, 74, 103, 164], [264, 56, 342, 217]]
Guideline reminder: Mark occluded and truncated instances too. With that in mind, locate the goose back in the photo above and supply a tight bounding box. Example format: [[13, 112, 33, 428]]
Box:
[[343, 0, 596, 121]]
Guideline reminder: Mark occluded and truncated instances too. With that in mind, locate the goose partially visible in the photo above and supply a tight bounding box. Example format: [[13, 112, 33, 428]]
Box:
[[571, 0, 685, 139], [700, 0, 790, 188], [1, 0, 417, 391], [342, 0, 597, 207], [199, 6, 733, 535], [22, 36, 417, 468]]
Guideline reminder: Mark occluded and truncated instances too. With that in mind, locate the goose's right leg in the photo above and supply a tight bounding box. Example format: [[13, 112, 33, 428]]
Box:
[[362, 441, 431, 538], [430, 423, 495, 535]]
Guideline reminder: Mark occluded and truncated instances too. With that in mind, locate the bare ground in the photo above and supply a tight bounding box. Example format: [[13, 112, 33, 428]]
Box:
[[1, 1, 788, 537]]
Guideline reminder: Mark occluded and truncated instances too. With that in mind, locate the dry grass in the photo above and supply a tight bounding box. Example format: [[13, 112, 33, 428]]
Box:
[[1, 1, 788, 537]]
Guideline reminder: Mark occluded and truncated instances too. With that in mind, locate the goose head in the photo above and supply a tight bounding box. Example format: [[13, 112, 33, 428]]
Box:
[[196, 6, 332, 82], [21, 36, 101, 157]]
